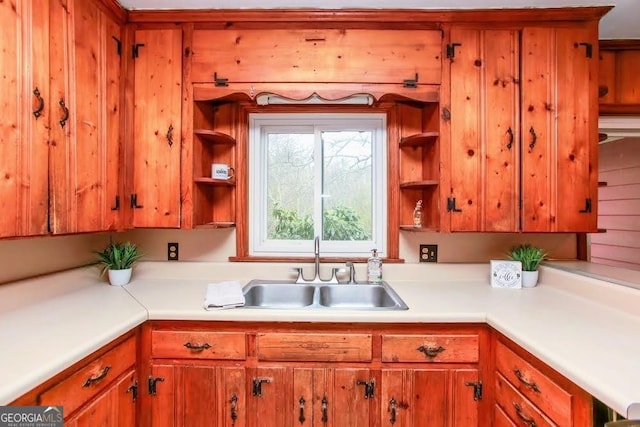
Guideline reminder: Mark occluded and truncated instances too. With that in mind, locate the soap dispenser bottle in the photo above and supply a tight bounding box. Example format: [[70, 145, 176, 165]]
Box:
[[367, 249, 382, 283]]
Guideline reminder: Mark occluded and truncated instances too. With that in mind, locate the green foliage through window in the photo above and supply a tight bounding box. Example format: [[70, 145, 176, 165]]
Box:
[[271, 203, 371, 241]]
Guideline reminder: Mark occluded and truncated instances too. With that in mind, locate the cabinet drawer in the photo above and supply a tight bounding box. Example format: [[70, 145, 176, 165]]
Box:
[[495, 372, 555, 427], [39, 336, 136, 416], [495, 341, 571, 425], [381, 334, 479, 363], [151, 330, 246, 360], [256, 333, 372, 362], [494, 404, 518, 427]]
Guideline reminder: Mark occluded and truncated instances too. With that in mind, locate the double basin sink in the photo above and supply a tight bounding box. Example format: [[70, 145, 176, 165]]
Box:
[[241, 280, 409, 311]]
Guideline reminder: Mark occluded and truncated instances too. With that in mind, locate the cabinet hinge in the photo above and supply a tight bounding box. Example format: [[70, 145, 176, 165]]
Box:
[[446, 42, 462, 59], [403, 73, 419, 88], [214, 72, 229, 87], [577, 42, 593, 58], [357, 379, 375, 399], [132, 43, 145, 59], [447, 197, 462, 213], [579, 198, 592, 213], [465, 381, 483, 401], [148, 376, 164, 395], [126, 381, 138, 402], [131, 194, 143, 209], [112, 36, 122, 56]]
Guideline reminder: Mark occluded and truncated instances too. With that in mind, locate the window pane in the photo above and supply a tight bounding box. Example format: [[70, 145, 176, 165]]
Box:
[[267, 132, 314, 240], [321, 131, 372, 241]]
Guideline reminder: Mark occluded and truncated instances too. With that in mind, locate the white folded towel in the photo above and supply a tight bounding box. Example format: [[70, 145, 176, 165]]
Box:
[[204, 281, 245, 310]]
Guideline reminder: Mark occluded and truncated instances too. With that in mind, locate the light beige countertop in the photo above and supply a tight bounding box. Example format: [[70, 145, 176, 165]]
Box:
[[1, 261, 639, 419]]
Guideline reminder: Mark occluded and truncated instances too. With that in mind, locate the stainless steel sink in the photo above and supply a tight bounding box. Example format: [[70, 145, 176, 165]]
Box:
[[241, 280, 408, 310]]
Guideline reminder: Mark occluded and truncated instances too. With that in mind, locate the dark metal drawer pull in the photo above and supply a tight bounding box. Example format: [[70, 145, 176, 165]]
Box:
[[184, 342, 211, 351], [82, 366, 111, 387], [514, 369, 541, 393], [417, 345, 445, 359], [513, 402, 536, 427]]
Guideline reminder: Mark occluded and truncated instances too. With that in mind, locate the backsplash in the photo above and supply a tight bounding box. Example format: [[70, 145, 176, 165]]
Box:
[[0, 229, 576, 285]]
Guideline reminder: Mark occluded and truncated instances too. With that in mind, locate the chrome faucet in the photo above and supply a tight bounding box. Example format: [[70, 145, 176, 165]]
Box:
[[291, 236, 341, 284]]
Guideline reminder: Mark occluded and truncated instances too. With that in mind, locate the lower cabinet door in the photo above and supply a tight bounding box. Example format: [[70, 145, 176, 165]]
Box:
[[65, 368, 136, 427], [380, 368, 480, 427], [149, 364, 246, 427]]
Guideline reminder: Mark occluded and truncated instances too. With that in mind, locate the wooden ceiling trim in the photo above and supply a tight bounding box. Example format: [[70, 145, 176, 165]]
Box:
[[127, 7, 612, 25]]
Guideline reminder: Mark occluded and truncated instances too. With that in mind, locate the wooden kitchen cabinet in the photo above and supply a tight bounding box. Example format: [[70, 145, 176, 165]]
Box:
[[11, 332, 138, 425], [492, 334, 593, 427], [380, 333, 482, 427], [131, 28, 182, 228], [49, 0, 123, 234], [190, 100, 239, 228], [1, 0, 123, 238], [190, 29, 442, 85], [396, 102, 441, 232], [142, 321, 487, 427], [0, 0, 51, 238], [445, 24, 599, 232]]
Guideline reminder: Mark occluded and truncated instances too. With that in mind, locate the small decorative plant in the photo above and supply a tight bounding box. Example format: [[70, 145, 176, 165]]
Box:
[[507, 244, 548, 272], [95, 241, 143, 276]]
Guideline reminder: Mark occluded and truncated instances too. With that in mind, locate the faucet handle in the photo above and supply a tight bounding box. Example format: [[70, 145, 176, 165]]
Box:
[[345, 262, 357, 284], [290, 267, 304, 283]]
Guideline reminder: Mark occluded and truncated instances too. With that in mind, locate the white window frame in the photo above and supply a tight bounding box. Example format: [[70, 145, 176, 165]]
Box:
[[248, 113, 387, 257]]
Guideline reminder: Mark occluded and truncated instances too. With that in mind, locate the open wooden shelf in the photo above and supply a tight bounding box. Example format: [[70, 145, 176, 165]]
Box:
[[399, 225, 440, 232], [400, 180, 439, 189], [194, 177, 236, 186], [399, 132, 439, 148], [194, 221, 236, 229], [193, 129, 236, 145]]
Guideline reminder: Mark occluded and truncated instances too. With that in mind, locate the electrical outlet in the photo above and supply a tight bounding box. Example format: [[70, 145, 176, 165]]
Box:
[[419, 244, 438, 263], [168, 242, 179, 261]]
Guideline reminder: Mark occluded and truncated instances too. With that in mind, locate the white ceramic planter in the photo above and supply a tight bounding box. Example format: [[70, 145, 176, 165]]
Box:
[[522, 270, 539, 288], [108, 268, 132, 286]]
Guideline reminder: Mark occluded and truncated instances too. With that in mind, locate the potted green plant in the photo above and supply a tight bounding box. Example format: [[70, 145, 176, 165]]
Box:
[[96, 241, 143, 286], [507, 244, 548, 288]]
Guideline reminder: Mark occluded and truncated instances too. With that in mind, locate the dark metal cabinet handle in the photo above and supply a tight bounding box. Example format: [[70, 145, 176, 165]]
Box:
[[33, 88, 44, 118], [183, 342, 211, 351], [528, 126, 537, 151], [513, 402, 537, 427], [59, 98, 69, 128], [230, 393, 238, 423], [166, 124, 174, 147], [514, 369, 541, 393], [321, 396, 328, 424], [506, 127, 514, 150], [298, 396, 306, 424], [417, 345, 445, 359], [82, 366, 111, 387], [389, 397, 397, 425]]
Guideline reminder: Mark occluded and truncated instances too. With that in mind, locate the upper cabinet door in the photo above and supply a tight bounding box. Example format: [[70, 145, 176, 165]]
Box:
[[132, 28, 182, 228], [0, 0, 50, 238], [191, 29, 442, 85], [448, 28, 520, 232], [521, 26, 598, 232], [49, 0, 123, 234]]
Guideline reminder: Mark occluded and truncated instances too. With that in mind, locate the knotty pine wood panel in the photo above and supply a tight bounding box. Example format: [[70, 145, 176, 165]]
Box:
[[0, 0, 49, 237], [553, 26, 597, 233], [191, 29, 442, 85], [256, 332, 372, 362], [481, 30, 519, 232], [520, 27, 555, 232]]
